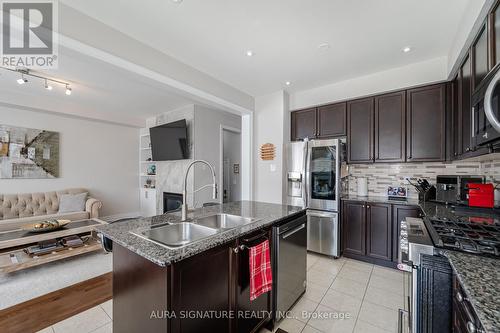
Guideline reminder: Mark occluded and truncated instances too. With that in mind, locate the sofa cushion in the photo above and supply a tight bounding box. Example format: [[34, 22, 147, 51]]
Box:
[[58, 192, 88, 213], [0, 188, 88, 220], [0, 211, 90, 232]]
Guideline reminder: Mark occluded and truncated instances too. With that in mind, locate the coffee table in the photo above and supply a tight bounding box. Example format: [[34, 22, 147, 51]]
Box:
[[0, 218, 107, 274]]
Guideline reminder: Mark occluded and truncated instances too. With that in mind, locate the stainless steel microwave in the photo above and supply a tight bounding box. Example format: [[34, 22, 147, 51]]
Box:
[[472, 64, 500, 146]]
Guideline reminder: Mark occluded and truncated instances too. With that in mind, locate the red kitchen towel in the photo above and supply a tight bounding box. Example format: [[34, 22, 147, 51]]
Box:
[[249, 239, 273, 301]]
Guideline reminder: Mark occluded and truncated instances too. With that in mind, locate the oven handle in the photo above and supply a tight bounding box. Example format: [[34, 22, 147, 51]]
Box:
[[398, 308, 409, 333], [484, 68, 500, 132]]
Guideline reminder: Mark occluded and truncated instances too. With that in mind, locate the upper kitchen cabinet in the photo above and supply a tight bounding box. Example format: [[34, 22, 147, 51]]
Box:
[[317, 103, 347, 138], [491, 0, 500, 67], [472, 23, 489, 90], [374, 91, 406, 163], [291, 108, 316, 141], [347, 97, 374, 163], [291, 103, 346, 141], [452, 75, 462, 158], [460, 55, 474, 154], [406, 84, 446, 162]]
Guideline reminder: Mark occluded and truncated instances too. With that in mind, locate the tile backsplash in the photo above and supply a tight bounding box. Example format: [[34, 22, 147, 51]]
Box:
[[346, 154, 500, 199]]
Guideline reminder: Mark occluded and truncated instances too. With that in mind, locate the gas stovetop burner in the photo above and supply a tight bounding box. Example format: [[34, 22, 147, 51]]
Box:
[[428, 217, 500, 257]]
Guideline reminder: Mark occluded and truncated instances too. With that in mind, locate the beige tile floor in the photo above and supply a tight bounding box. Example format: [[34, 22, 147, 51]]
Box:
[[37, 253, 403, 333]]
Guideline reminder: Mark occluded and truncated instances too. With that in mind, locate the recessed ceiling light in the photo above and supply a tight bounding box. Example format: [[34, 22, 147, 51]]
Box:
[[285, 81, 291, 86], [402, 46, 412, 53], [246, 50, 254, 57], [65, 85, 72, 96], [318, 43, 331, 51]]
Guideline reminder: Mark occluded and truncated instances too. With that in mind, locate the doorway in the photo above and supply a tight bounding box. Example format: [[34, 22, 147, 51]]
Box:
[[221, 127, 241, 203]]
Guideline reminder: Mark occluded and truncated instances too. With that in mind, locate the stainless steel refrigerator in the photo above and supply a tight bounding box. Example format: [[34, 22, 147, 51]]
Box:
[[285, 138, 341, 257]]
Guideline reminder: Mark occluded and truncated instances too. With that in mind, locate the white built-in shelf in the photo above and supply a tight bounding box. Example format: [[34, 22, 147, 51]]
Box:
[[140, 134, 150, 138], [141, 147, 151, 150], [140, 173, 156, 177]]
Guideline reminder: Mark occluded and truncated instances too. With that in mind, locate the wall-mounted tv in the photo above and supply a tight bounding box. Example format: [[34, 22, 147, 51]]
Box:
[[150, 119, 188, 161]]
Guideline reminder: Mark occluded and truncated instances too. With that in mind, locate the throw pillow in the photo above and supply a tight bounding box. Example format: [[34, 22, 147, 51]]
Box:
[[58, 192, 88, 213]]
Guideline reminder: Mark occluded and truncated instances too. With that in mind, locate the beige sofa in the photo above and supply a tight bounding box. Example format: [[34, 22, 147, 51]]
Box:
[[0, 188, 102, 232]]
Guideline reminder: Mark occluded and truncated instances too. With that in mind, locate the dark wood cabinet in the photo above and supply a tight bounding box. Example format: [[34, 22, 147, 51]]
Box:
[[171, 243, 234, 333], [492, 1, 500, 66], [317, 103, 346, 138], [342, 200, 420, 267], [374, 91, 406, 162], [366, 203, 392, 261], [342, 201, 366, 256], [473, 23, 489, 90], [461, 55, 474, 154], [453, 275, 485, 333], [291, 103, 346, 141], [112, 223, 278, 333], [234, 229, 272, 333], [392, 205, 421, 263], [452, 75, 462, 158], [406, 84, 446, 162], [291, 108, 316, 141], [347, 97, 374, 163]]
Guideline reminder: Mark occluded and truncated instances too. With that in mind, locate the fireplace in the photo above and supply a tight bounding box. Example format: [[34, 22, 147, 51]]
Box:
[[163, 192, 183, 213]]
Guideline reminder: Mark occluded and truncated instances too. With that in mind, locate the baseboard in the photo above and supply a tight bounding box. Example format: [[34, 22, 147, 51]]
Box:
[[100, 211, 142, 223]]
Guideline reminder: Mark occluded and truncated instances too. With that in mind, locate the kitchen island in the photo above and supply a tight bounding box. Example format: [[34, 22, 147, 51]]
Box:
[[95, 201, 306, 333]]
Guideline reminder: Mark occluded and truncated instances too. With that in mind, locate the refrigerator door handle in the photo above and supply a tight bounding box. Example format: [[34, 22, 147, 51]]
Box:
[[303, 141, 310, 208]]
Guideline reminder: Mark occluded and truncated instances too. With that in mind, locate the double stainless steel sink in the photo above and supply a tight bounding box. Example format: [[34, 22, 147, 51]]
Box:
[[132, 214, 257, 248]]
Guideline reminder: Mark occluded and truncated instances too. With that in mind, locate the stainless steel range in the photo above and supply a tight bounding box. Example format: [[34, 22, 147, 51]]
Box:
[[397, 205, 500, 333]]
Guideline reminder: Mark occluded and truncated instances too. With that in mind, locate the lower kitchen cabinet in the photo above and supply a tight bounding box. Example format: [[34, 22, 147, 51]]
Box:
[[392, 204, 421, 263], [112, 225, 277, 333], [366, 203, 392, 261], [342, 200, 421, 267], [170, 242, 234, 333], [342, 201, 366, 256]]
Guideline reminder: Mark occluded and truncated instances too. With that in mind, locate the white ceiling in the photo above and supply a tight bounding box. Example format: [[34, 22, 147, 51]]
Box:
[[61, 0, 472, 96], [0, 47, 195, 126]]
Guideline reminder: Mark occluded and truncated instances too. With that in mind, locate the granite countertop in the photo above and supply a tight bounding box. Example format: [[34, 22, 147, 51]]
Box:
[[440, 250, 500, 333], [341, 194, 420, 206], [95, 201, 304, 267]]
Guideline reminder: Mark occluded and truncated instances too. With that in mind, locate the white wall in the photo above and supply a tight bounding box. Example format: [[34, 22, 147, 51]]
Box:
[[253, 91, 288, 204], [223, 129, 242, 202], [289, 57, 447, 110], [0, 106, 140, 217], [194, 105, 241, 206]]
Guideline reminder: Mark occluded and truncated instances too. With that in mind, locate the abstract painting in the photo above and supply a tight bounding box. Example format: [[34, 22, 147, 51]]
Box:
[[0, 124, 59, 178]]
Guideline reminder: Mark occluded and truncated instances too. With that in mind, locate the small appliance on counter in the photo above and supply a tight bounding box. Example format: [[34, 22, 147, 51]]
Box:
[[435, 175, 485, 205], [468, 183, 495, 208], [357, 177, 368, 197]]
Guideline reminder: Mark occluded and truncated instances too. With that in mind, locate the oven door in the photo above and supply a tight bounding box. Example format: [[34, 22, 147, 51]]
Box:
[[306, 139, 339, 211], [473, 65, 500, 145]]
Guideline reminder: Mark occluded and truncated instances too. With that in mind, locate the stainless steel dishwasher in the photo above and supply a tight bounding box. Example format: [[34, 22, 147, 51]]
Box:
[[272, 212, 307, 322]]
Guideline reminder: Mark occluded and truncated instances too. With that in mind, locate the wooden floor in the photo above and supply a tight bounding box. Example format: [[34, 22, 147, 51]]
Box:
[[0, 272, 112, 333]]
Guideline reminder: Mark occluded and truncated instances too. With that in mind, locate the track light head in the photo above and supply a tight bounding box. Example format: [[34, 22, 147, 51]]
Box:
[[17, 75, 27, 85], [44, 80, 53, 90], [65, 85, 72, 95]]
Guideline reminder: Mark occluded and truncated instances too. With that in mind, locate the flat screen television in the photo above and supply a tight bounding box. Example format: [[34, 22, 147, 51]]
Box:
[[150, 119, 188, 161]]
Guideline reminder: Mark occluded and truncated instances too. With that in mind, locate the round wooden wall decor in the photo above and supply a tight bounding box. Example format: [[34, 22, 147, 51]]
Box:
[[260, 143, 275, 160]]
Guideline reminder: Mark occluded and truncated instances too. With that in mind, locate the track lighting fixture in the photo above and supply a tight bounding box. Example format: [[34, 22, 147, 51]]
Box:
[[1, 67, 73, 95]]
